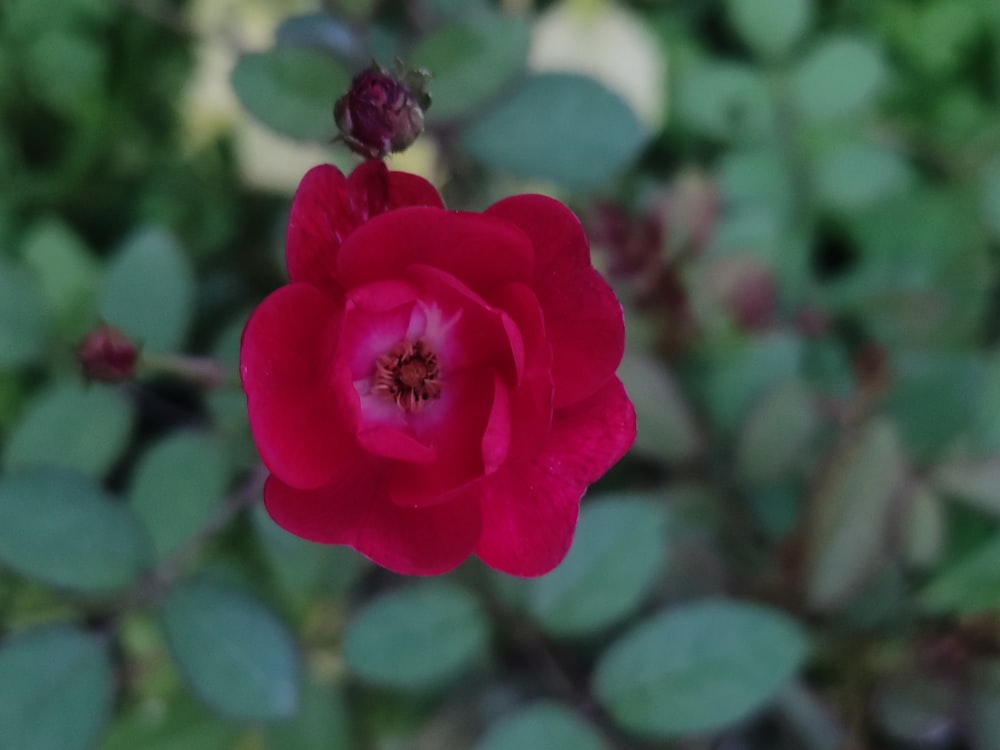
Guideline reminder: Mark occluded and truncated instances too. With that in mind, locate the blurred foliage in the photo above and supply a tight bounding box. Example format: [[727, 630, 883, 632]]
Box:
[[3, 0, 1000, 748]]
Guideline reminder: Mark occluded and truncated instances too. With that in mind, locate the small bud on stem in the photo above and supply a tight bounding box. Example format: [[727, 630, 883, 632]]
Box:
[[334, 62, 431, 160], [77, 323, 138, 383]]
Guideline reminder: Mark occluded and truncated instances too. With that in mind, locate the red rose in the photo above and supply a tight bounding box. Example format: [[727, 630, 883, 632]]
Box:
[[241, 161, 635, 576]]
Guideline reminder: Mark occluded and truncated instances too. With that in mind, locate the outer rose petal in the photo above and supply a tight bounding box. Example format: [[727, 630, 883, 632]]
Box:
[[338, 207, 534, 296], [287, 162, 442, 290], [241, 284, 358, 489], [487, 194, 625, 408], [264, 465, 481, 576], [474, 377, 636, 576]]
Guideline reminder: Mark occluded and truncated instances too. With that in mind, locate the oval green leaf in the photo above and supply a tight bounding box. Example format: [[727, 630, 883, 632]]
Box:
[[231, 46, 349, 142], [0, 626, 114, 750], [736, 379, 821, 485], [460, 73, 645, 190], [129, 432, 229, 558], [594, 599, 807, 737], [413, 16, 529, 122], [3, 380, 133, 477], [792, 35, 887, 122], [343, 582, 489, 689], [264, 679, 351, 750], [0, 259, 49, 369], [475, 703, 605, 750], [676, 62, 773, 141], [726, 0, 812, 60], [101, 226, 195, 353], [161, 579, 300, 720], [0, 469, 150, 593], [814, 142, 912, 211], [527, 496, 668, 636], [806, 419, 905, 611]]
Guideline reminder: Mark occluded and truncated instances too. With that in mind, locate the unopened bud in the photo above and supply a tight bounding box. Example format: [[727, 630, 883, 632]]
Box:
[[334, 63, 430, 160], [77, 323, 137, 383]]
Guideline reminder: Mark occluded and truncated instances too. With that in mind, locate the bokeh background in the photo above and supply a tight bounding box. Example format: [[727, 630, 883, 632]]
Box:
[[3, 0, 1000, 747]]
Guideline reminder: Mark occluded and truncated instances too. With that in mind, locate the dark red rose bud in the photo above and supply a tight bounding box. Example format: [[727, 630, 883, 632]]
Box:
[[334, 63, 430, 160], [77, 323, 138, 383]]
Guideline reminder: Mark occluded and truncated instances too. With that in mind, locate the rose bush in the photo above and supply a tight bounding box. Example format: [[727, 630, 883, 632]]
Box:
[[241, 160, 635, 576]]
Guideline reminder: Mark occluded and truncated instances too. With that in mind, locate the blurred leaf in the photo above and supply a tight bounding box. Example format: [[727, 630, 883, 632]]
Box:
[[4, 380, 132, 477], [593, 599, 807, 737], [23, 28, 106, 114], [0, 626, 114, 750], [460, 73, 645, 190], [413, 16, 529, 122], [726, 0, 812, 60], [0, 259, 50, 369], [885, 352, 982, 463], [264, 679, 351, 750], [231, 47, 349, 142], [791, 35, 887, 121], [526, 496, 669, 637], [806, 419, 905, 611], [0, 469, 150, 593], [101, 226, 195, 353], [980, 160, 1000, 240], [129, 432, 229, 559], [274, 13, 366, 62], [20, 219, 100, 338], [902, 482, 945, 570], [814, 142, 912, 211], [475, 703, 605, 750], [921, 534, 1000, 614], [736, 378, 821, 485], [974, 353, 1000, 454], [701, 332, 803, 433], [676, 62, 773, 141], [617, 350, 702, 463], [344, 582, 489, 689], [161, 579, 300, 720], [872, 675, 959, 746], [934, 458, 1000, 517]]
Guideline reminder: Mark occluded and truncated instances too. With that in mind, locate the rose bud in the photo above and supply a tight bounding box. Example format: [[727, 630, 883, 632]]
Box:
[[334, 64, 430, 160], [77, 323, 138, 383]]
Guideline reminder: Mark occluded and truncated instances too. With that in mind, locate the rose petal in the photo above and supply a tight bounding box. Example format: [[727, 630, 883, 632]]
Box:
[[337, 207, 534, 296], [264, 467, 481, 575], [474, 376, 636, 576], [487, 194, 625, 407], [390, 368, 510, 507], [241, 284, 359, 489], [287, 163, 443, 290], [489, 283, 553, 460]]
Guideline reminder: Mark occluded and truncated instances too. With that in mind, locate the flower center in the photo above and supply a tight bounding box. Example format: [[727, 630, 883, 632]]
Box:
[[372, 339, 442, 412]]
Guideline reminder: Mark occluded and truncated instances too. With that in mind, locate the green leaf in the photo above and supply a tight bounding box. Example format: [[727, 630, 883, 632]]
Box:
[[231, 47, 349, 141], [0, 626, 115, 750], [617, 351, 703, 464], [593, 599, 807, 737], [676, 62, 773, 141], [921, 534, 1000, 614], [161, 579, 300, 720], [460, 73, 646, 190], [792, 35, 887, 122], [101, 226, 195, 353], [344, 582, 489, 689], [4, 380, 132, 477], [475, 703, 605, 750], [0, 469, 150, 593], [979, 160, 1000, 239], [736, 379, 821, 485], [934, 459, 1000, 516], [413, 16, 529, 121], [0, 259, 50, 369], [129, 432, 229, 559], [264, 679, 351, 750], [701, 332, 803, 433], [814, 142, 912, 211], [726, 0, 812, 60], [901, 482, 945, 570], [20, 219, 101, 338], [806, 419, 905, 611], [527, 496, 668, 637]]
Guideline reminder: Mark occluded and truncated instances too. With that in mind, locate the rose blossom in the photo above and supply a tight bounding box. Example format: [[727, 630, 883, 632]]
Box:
[[241, 160, 636, 576]]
